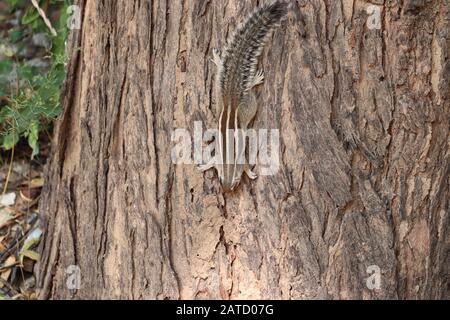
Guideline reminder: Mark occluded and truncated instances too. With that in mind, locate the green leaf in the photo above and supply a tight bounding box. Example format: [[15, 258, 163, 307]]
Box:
[[6, 0, 20, 8], [1, 45, 15, 57], [20, 249, 40, 263], [0, 59, 13, 74], [19, 227, 43, 264], [17, 64, 38, 84], [2, 131, 19, 150], [27, 121, 40, 158], [8, 27, 23, 43], [21, 6, 40, 25], [0, 0, 69, 157]]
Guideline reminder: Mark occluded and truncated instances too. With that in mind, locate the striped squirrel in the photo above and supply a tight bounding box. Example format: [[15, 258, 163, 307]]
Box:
[[199, 1, 288, 192]]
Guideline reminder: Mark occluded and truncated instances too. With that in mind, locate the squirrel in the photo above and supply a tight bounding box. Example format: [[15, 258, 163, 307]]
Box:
[[199, 1, 289, 192]]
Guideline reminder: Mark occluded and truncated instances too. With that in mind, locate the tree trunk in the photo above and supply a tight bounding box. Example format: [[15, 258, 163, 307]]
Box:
[[36, 0, 449, 299]]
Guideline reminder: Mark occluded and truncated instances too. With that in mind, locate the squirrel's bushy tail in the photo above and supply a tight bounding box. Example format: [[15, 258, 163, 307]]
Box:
[[220, 1, 288, 99]]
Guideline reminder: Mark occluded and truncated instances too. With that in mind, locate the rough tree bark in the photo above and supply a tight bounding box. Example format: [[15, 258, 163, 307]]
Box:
[[36, 0, 449, 299]]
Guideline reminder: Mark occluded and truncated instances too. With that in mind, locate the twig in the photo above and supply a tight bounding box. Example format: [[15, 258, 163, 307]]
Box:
[[30, 0, 57, 37], [0, 277, 19, 297], [0, 219, 39, 264], [0, 261, 20, 272], [2, 143, 14, 195], [0, 230, 26, 264]]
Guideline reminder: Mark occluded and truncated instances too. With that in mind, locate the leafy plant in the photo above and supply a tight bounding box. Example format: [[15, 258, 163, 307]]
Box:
[[0, 0, 70, 158]]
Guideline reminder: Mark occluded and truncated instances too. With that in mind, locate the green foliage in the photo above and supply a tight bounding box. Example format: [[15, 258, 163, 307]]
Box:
[[0, 0, 70, 158]]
